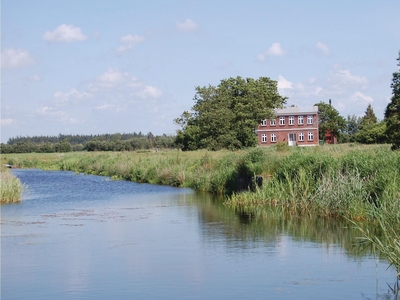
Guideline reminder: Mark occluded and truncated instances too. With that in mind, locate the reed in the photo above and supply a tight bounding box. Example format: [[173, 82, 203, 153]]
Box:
[[0, 170, 23, 203], [2, 144, 399, 222], [2, 144, 400, 275]]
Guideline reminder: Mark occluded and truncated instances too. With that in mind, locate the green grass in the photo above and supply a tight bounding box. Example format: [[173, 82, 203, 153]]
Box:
[[3, 144, 400, 273], [1, 170, 23, 203]]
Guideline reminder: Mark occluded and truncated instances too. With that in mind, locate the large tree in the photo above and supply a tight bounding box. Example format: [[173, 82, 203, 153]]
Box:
[[174, 76, 287, 150], [315, 101, 346, 142], [361, 103, 378, 126], [384, 51, 400, 150]]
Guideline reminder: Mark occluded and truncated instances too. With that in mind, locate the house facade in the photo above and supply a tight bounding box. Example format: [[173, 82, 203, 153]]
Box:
[[257, 106, 319, 146]]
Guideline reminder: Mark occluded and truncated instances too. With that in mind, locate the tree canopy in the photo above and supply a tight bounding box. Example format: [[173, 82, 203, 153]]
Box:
[[174, 76, 287, 150], [384, 51, 400, 150], [314, 101, 346, 141], [361, 103, 378, 126]]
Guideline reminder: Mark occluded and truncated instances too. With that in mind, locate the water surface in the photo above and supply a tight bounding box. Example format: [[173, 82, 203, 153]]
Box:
[[1, 169, 398, 299]]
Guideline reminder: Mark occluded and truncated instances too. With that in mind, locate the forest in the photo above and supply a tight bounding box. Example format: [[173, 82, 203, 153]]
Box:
[[0, 132, 175, 153]]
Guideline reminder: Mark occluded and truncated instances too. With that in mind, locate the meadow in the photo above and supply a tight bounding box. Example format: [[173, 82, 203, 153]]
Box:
[[2, 144, 400, 276]]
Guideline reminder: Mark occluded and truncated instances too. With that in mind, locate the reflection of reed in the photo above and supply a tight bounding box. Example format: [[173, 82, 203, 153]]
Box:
[[191, 192, 375, 258]]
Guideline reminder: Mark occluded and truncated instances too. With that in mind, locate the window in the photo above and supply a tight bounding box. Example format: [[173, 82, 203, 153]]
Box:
[[289, 116, 294, 125], [307, 115, 313, 124], [270, 119, 276, 126], [298, 116, 304, 125], [308, 132, 314, 141], [261, 119, 267, 126], [279, 116, 285, 125], [298, 132, 304, 141], [271, 134, 277, 143], [261, 134, 267, 142]]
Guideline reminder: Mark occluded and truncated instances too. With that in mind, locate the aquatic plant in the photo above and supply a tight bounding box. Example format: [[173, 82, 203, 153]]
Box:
[[0, 171, 23, 203]]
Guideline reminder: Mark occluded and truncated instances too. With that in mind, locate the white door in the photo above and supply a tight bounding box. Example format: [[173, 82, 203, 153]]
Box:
[[288, 133, 296, 146]]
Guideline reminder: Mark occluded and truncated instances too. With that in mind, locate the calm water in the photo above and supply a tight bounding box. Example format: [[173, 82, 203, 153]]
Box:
[[1, 169, 398, 300]]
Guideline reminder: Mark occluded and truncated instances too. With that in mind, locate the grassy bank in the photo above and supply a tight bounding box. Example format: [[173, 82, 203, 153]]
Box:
[[1, 170, 23, 203], [2, 144, 399, 274], [2, 145, 399, 218]]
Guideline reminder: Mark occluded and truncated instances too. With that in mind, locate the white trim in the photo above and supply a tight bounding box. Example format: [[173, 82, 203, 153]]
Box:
[[257, 127, 318, 132]]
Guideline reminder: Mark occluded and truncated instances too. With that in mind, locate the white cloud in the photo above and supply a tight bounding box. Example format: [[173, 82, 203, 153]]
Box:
[[1, 118, 16, 126], [117, 34, 144, 52], [350, 91, 374, 103], [1, 48, 34, 69], [90, 68, 128, 90], [176, 19, 198, 32], [95, 104, 113, 110], [35, 105, 84, 124], [257, 54, 266, 62], [135, 85, 163, 99], [89, 68, 162, 99], [266, 42, 284, 56], [316, 42, 330, 55], [26, 75, 42, 82], [53, 88, 93, 103], [277, 75, 293, 90], [329, 69, 369, 90], [257, 43, 285, 61], [43, 24, 87, 42], [94, 103, 124, 112]]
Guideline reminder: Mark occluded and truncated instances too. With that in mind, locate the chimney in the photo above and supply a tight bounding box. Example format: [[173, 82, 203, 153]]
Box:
[[329, 99, 332, 107]]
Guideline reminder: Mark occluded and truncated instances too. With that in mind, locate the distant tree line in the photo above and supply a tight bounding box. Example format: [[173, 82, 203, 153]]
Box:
[[316, 102, 388, 144], [317, 50, 400, 149], [0, 132, 176, 153]]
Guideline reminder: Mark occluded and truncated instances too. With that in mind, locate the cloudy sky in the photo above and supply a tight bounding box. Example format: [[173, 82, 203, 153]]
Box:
[[1, 0, 399, 143]]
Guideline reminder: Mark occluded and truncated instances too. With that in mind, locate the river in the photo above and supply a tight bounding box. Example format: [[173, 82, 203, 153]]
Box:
[[1, 169, 398, 299]]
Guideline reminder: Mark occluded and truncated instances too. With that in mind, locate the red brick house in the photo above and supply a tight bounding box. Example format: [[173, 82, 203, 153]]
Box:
[[257, 106, 319, 146]]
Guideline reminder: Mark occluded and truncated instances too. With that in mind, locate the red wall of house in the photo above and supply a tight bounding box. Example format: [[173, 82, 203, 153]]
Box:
[[257, 114, 319, 146]]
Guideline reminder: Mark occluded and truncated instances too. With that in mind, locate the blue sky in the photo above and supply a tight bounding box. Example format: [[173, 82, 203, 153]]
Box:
[[1, 0, 399, 143]]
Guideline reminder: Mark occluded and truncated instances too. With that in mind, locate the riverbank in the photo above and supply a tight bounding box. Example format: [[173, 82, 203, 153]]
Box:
[[3, 144, 400, 275], [2, 144, 399, 221], [1, 170, 23, 203]]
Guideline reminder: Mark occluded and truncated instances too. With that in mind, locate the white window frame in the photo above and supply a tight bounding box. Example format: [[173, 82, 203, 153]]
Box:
[[270, 119, 276, 126], [261, 119, 267, 126], [298, 132, 304, 141], [289, 116, 294, 125], [307, 115, 313, 124], [271, 133, 277, 143], [279, 116, 285, 126], [308, 132, 314, 141], [298, 116, 304, 125], [261, 134, 267, 143]]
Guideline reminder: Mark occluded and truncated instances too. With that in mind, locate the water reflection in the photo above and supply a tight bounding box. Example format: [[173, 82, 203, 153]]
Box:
[[190, 193, 370, 257], [2, 169, 398, 300]]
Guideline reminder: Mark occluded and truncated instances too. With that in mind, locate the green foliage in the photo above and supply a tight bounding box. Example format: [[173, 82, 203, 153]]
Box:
[[315, 101, 346, 141], [385, 51, 400, 150], [175, 76, 287, 151], [355, 121, 387, 144], [1, 171, 23, 203], [1, 132, 176, 153], [5, 145, 400, 223], [54, 139, 72, 153], [340, 114, 363, 143], [360, 103, 378, 126]]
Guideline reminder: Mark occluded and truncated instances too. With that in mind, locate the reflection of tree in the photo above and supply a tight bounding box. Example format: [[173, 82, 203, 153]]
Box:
[[188, 192, 381, 258]]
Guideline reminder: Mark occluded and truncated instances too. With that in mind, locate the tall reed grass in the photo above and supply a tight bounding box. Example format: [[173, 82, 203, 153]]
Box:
[[1, 171, 23, 203], [2, 144, 400, 272]]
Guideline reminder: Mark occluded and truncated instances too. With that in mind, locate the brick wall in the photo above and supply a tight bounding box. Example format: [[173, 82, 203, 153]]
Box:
[[257, 113, 319, 146]]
